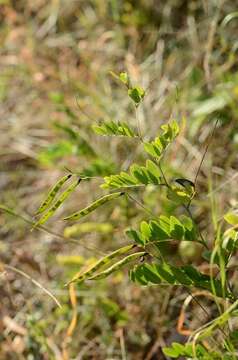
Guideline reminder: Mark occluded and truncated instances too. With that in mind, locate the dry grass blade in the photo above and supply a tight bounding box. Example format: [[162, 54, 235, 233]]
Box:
[[3, 264, 61, 308]]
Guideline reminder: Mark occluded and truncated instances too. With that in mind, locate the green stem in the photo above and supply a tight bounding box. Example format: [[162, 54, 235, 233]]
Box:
[[184, 205, 209, 250]]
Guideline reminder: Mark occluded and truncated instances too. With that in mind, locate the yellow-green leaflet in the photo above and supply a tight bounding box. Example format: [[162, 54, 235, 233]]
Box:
[[88, 251, 146, 280], [32, 178, 81, 229], [64, 191, 125, 221], [36, 174, 72, 215], [67, 244, 135, 285]]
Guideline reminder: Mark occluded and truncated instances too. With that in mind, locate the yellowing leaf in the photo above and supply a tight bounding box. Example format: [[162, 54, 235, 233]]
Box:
[[224, 212, 238, 226]]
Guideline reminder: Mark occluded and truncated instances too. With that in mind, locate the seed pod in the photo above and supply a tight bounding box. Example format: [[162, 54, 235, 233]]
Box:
[[32, 178, 81, 229], [64, 192, 125, 221], [88, 251, 146, 280], [36, 174, 72, 215], [67, 244, 135, 285]]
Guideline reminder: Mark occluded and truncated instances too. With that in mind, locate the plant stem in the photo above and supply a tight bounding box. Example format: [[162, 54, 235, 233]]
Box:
[[184, 204, 209, 250]]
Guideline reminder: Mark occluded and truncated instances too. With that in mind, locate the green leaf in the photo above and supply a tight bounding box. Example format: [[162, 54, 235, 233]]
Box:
[[182, 265, 231, 298], [110, 71, 130, 87], [126, 229, 145, 246], [140, 221, 151, 243], [102, 161, 162, 189], [169, 216, 184, 240], [169, 266, 192, 286], [126, 215, 199, 247], [129, 264, 148, 285], [154, 263, 175, 284], [150, 220, 170, 240], [170, 120, 180, 137], [162, 342, 194, 358], [128, 86, 145, 105], [140, 263, 161, 284], [102, 172, 137, 190], [143, 142, 160, 158], [92, 120, 137, 138], [144, 121, 179, 160], [130, 262, 231, 298], [162, 346, 180, 358], [131, 164, 149, 184], [180, 215, 197, 241], [119, 72, 129, 86], [182, 264, 207, 282], [64, 192, 125, 221], [223, 228, 238, 255], [158, 215, 171, 235], [145, 160, 161, 184]]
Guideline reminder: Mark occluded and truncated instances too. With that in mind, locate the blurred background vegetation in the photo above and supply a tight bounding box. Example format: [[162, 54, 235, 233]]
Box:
[[1, 0, 238, 359]]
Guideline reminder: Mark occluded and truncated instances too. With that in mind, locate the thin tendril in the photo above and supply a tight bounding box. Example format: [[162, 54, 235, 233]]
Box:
[[194, 118, 219, 186]]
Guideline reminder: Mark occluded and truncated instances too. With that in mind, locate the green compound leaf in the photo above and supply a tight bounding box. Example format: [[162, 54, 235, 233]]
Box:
[[102, 160, 161, 189], [126, 215, 198, 245], [130, 262, 232, 298], [36, 174, 72, 215], [92, 120, 137, 138], [64, 192, 125, 221], [67, 244, 135, 285], [32, 178, 81, 229], [144, 121, 179, 160]]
